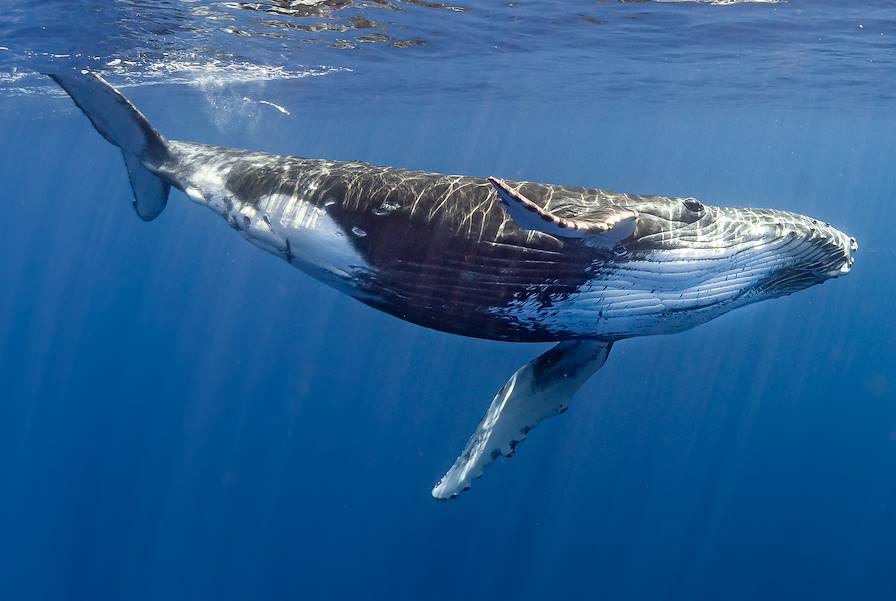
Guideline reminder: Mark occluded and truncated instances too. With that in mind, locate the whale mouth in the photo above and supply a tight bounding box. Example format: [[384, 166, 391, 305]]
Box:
[[824, 235, 858, 278], [760, 231, 857, 293], [827, 260, 852, 278]]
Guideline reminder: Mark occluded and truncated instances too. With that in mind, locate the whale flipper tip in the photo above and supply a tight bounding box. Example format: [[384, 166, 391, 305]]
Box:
[[432, 339, 613, 500]]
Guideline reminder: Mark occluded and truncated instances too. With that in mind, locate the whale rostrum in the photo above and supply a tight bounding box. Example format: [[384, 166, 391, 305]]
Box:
[[49, 71, 858, 500]]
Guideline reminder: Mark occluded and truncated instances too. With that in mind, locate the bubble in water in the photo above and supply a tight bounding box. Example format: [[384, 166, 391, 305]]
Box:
[[323, 198, 338, 208], [351, 226, 367, 238]]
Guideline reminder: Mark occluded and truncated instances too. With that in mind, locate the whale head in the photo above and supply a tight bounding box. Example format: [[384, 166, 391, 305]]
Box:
[[620, 196, 857, 319], [488, 178, 857, 338]]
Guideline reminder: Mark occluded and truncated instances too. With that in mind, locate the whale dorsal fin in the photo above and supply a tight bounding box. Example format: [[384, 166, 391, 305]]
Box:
[[432, 339, 613, 500], [488, 176, 637, 245]]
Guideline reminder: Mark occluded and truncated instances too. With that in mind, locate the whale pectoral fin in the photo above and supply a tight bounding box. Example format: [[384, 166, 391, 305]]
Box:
[[488, 176, 637, 245], [431, 339, 613, 500]]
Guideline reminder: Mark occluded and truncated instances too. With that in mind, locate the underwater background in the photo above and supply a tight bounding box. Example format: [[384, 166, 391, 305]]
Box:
[[1, 1, 894, 599]]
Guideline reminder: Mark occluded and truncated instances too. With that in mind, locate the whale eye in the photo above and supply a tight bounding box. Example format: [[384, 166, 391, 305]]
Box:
[[682, 198, 704, 213]]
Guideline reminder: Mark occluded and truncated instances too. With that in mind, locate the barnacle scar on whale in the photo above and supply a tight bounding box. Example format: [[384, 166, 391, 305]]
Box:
[[49, 70, 857, 500]]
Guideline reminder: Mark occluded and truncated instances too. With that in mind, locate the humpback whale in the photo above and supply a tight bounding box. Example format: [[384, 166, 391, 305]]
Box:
[[49, 71, 857, 500]]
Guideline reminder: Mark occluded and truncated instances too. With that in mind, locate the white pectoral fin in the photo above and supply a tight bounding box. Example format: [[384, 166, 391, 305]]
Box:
[[488, 176, 637, 246], [431, 339, 613, 500]]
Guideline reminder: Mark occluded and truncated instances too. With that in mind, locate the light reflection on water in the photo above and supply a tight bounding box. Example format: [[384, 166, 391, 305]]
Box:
[[0, 0, 894, 111]]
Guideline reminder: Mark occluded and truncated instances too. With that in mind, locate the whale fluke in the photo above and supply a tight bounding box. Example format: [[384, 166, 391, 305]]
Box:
[[488, 176, 637, 245], [48, 70, 171, 221], [432, 339, 613, 500]]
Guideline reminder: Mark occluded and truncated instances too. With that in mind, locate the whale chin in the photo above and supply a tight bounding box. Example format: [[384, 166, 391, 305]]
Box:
[[826, 259, 854, 278]]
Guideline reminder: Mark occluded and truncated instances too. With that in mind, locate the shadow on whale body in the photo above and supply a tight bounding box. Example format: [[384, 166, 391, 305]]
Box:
[[48, 70, 857, 500]]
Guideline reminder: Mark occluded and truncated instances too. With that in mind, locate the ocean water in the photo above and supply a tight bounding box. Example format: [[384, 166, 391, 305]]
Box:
[[1, 1, 894, 599]]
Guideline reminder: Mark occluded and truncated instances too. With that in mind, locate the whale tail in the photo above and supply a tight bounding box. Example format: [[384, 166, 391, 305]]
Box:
[[48, 70, 171, 221]]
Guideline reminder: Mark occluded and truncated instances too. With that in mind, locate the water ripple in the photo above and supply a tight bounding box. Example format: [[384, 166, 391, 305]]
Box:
[[0, 0, 894, 111]]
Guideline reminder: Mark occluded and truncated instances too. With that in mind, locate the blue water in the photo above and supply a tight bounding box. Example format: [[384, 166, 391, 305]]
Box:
[[1, 1, 894, 599]]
